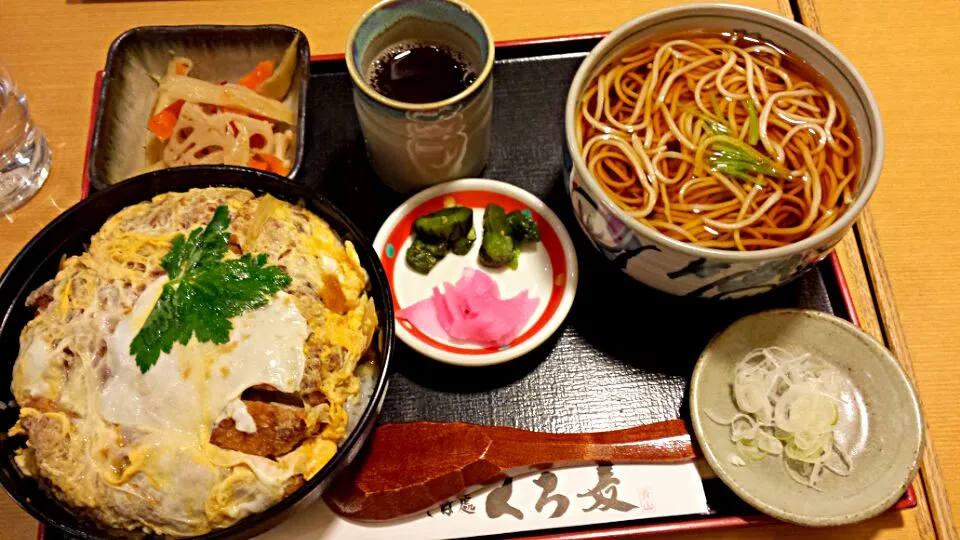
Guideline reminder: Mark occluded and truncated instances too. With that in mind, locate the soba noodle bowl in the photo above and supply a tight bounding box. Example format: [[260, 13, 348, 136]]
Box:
[[575, 32, 859, 251]]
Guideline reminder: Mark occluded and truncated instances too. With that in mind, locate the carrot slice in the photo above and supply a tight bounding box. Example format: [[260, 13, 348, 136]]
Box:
[[147, 99, 186, 141], [238, 61, 276, 90], [255, 153, 290, 176], [247, 157, 270, 171]]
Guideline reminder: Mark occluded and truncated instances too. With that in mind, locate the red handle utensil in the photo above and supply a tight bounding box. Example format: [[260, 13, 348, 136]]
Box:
[[323, 419, 695, 521]]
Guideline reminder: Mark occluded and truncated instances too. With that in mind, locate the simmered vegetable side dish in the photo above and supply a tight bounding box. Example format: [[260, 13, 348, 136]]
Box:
[[141, 37, 300, 176]]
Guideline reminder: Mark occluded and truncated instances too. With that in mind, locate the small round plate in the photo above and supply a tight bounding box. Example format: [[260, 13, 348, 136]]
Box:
[[373, 178, 578, 367], [690, 309, 924, 527]]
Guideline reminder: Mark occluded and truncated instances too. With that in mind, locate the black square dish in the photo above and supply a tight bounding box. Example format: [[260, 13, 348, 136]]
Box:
[[88, 25, 309, 190]]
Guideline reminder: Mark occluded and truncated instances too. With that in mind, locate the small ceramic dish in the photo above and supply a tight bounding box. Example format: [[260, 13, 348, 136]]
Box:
[[89, 25, 310, 190], [690, 309, 923, 527], [373, 178, 578, 366]]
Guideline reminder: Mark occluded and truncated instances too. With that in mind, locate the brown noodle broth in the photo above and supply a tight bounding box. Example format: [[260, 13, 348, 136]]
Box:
[[576, 31, 860, 251]]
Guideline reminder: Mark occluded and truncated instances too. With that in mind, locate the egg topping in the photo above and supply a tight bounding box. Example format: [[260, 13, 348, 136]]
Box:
[[9, 188, 378, 536]]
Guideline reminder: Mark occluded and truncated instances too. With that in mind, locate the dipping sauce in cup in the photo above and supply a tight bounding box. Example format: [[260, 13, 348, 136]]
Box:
[[346, 0, 494, 193]]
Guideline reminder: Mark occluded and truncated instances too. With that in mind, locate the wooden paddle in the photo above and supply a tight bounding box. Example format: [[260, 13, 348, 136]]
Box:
[[323, 419, 695, 521]]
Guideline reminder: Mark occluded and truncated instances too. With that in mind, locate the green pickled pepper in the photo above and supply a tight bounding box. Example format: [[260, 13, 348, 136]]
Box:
[[413, 207, 473, 241], [479, 204, 516, 268], [451, 225, 476, 255]]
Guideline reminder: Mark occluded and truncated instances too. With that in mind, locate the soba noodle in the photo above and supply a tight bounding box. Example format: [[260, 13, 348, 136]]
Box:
[[576, 32, 859, 251]]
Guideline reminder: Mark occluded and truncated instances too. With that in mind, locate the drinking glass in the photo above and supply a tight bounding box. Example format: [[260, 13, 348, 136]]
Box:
[[0, 64, 51, 215]]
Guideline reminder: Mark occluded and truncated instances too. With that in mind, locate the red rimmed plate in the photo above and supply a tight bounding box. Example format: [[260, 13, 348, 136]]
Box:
[[373, 178, 578, 366]]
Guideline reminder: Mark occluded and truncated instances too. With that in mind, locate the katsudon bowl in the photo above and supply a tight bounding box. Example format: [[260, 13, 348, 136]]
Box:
[[0, 167, 394, 539]]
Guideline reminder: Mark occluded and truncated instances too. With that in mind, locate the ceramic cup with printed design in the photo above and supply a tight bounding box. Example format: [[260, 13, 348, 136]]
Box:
[[563, 4, 883, 299], [346, 0, 494, 193]]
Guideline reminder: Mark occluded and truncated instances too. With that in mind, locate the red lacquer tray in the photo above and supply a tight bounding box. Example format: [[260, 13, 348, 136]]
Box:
[[37, 33, 915, 540]]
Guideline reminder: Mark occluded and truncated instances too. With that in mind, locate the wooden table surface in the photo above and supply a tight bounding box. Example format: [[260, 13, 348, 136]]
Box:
[[0, 1, 956, 539]]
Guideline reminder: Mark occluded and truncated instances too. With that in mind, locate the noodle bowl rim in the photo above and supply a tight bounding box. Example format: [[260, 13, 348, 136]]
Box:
[[564, 3, 883, 262]]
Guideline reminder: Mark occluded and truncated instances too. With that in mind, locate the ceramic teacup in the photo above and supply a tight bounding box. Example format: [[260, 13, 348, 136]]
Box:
[[346, 0, 495, 193]]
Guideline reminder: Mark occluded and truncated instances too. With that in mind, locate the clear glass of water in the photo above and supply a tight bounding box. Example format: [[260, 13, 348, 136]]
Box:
[[0, 64, 51, 215]]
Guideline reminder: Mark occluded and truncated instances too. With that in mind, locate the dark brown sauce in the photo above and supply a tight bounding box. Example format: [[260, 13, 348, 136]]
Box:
[[368, 43, 478, 103], [722, 30, 863, 173], [611, 29, 861, 174]]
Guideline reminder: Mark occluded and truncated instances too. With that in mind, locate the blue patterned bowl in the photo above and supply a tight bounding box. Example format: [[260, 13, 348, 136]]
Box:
[[563, 4, 883, 299]]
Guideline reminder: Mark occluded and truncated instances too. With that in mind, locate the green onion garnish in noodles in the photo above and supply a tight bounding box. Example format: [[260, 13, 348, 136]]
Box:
[[701, 135, 790, 186], [710, 94, 724, 120], [745, 99, 760, 145], [681, 104, 731, 136]]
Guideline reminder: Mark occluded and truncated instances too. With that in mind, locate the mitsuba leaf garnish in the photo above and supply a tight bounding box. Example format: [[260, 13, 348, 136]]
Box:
[[129, 205, 292, 373]]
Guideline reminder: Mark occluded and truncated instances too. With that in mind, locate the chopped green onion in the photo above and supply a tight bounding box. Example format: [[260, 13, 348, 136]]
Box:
[[745, 99, 760, 145], [708, 347, 855, 491], [736, 440, 767, 461]]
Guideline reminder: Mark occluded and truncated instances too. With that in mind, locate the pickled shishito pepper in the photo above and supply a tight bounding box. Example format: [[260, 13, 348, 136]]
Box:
[[413, 206, 473, 241], [406, 238, 445, 274], [479, 204, 515, 268], [479, 204, 542, 270], [407, 204, 541, 274], [406, 206, 475, 274], [506, 210, 540, 243], [451, 225, 476, 255]]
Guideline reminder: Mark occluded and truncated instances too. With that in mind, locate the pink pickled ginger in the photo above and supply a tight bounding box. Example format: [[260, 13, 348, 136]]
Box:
[[398, 267, 540, 347]]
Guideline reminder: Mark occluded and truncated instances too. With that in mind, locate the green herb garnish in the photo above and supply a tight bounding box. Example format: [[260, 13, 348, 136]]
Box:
[[703, 135, 790, 186], [681, 103, 731, 136], [129, 205, 292, 373], [710, 94, 724, 120], [682, 99, 788, 186], [745, 99, 760, 145]]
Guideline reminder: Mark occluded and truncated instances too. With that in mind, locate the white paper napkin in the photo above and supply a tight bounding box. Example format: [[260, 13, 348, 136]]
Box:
[[261, 461, 709, 539]]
